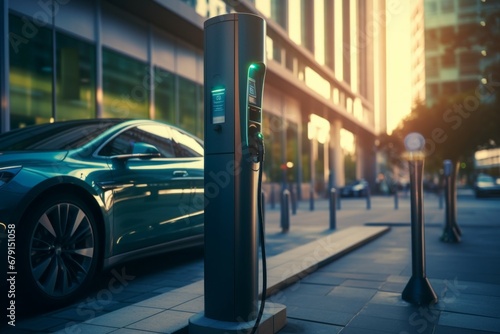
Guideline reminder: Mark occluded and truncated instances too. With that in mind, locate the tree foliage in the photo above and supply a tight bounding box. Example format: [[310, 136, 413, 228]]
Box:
[[381, 87, 500, 173], [380, 3, 500, 174]]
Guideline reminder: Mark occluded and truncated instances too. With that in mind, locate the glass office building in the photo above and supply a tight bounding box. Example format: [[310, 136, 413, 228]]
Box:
[[424, 0, 500, 106], [1, 0, 387, 194]]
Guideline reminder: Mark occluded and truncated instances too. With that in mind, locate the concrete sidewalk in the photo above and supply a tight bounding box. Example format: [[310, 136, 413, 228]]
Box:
[[275, 194, 500, 334], [8, 191, 500, 333]]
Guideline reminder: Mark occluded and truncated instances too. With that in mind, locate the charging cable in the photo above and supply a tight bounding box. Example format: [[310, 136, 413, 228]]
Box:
[[250, 133, 266, 334]]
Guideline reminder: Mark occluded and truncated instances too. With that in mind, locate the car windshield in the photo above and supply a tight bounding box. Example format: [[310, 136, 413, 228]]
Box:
[[477, 174, 494, 183], [0, 120, 119, 151]]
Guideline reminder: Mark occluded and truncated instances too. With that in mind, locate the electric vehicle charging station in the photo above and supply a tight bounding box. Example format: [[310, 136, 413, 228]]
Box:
[[189, 13, 286, 334]]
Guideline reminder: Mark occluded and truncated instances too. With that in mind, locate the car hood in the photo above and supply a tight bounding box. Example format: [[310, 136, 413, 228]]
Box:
[[0, 151, 68, 166]]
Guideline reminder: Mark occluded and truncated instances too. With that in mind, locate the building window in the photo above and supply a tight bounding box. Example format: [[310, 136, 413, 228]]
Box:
[[460, 79, 479, 93], [440, 0, 455, 13], [154, 67, 175, 124], [285, 50, 295, 72], [440, 26, 455, 44], [342, 0, 351, 85], [427, 83, 440, 102], [302, 0, 314, 54], [425, 29, 439, 50], [458, 0, 477, 9], [459, 51, 480, 75], [56, 32, 96, 121], [442, 81, 458, 96], [271, 0, 287, 30], [425, 0, 438, 16], [286, 122, 299, 183], [426, 56, 439, 77], [178, 76, 200, 136], [324, 0, 335, 71], [9, 14, 53, 128], [272, 38, 283, 64], [263, 113, 283, 182], [441, 51, 456, 68], [102, 47, 149, 119]]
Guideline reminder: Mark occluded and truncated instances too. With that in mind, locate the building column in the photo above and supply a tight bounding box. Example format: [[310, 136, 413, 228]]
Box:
[[356, 137, 364, 180], [296, 122, 303, 200], [330, 119, 344, 188], [323, 138, 329, 192], [365, 137, 377, 189], [281, 105, 287, 191], [356, 134, 377, 189], [1, 0, 9, 133], [310, 130, 317, 197]]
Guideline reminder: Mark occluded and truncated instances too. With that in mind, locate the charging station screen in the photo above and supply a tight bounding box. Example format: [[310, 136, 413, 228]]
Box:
[[248, 78, 257, 105], [211, 88, 225, 124]]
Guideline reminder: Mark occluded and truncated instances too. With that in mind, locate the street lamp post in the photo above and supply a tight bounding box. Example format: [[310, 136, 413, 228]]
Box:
[[401, 133, 438, 306]]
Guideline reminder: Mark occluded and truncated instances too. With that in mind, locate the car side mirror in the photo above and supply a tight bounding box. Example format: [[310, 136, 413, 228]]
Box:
[[111, 143, 161, 168], [132, 142, 160, 155]]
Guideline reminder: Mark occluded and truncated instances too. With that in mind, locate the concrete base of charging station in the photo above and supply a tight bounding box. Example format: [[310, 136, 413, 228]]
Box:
[[189, 302, 287, 334]]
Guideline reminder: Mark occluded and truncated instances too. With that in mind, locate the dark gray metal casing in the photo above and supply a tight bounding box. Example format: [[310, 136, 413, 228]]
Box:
[[203, 13, 266, 322]]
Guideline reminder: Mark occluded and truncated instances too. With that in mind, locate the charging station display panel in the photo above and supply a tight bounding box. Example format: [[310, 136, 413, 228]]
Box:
[[211, 87, 226, 124], [248, 78, 257, 105]]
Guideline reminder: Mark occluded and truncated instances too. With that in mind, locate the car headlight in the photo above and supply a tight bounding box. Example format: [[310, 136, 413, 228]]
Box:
[[0, 166, 22, 187]]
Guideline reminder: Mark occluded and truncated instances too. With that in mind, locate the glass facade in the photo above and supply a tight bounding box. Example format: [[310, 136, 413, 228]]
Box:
[[178, 76, 203, 138], [424, 0, 497, 106], [102, 47, 149, 119], [154, 66, 176, 124], [6, 10, 204, 140], [56, 32, 96, 121], [263, 113, 283, 183], [3, 0, 383, 189], [9, 14, 53, 128]]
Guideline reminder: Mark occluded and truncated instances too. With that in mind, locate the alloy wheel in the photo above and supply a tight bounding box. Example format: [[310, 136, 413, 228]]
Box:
[[29, 203, 96, 298]]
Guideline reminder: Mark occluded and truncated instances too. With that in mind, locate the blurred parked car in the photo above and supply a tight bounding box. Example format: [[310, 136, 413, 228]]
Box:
[[0, 119, 204, 306], [340, 179, 369, 197], [474, 173, 500, 198]]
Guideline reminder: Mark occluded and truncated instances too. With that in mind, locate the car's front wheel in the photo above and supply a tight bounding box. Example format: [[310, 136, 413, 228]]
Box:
[[19, 193, 100, 308]]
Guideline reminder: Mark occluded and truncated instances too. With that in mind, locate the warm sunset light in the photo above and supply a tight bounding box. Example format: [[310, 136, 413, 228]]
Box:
[[386, 1, 412, 134]]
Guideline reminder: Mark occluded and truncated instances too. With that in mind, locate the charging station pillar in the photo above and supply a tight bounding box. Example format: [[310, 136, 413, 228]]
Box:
[[189, 13, 286, 334]]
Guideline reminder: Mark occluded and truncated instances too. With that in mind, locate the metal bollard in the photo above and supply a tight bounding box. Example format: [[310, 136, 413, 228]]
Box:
[[329, 188, 337, 230], [309, 187, 315, 211], [270, 184, 276, 209], [290, 186, 297, 215], [394, 185, 399, 210], [440, 160, 460, 243], [450, 161, 462, 237], [401, 133, 438, 306], [438, 187, 443, 210], [281, 189, 290, 233], [365, 186, 371, 210], [337, 187, 341, 210]]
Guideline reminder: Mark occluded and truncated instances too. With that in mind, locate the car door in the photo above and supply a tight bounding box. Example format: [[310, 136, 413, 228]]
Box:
[[170, 128, 204, 235], [98, 123, 193, 255]]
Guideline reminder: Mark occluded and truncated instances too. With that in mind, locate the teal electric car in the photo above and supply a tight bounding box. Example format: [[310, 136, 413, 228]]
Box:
[[0, 119, 204, 306]]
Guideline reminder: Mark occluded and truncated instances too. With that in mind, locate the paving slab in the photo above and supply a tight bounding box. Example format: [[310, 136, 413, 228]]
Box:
[[46, 225, 388, 334], [7, 192, 500, 333]]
